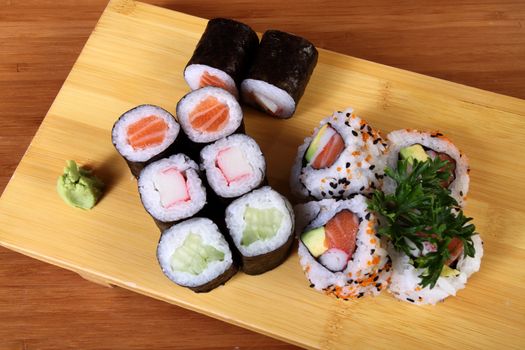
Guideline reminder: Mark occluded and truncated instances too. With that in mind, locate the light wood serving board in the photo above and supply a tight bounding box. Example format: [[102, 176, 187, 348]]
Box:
[[1, 0, 524, 348]]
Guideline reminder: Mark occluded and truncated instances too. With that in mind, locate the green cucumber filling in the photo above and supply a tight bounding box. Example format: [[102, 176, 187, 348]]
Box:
[[241, 206, 284, 247], [170, 233, 224, 275]]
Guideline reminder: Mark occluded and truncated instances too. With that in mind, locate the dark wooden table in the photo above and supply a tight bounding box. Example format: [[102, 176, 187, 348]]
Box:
[[1, 1, 524, 349]]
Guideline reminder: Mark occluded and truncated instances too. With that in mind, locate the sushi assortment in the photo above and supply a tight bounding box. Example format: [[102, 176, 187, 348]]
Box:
[[291, 108, 482, 304], [109, 17, 482, 304], [111, 17, 314, 293]]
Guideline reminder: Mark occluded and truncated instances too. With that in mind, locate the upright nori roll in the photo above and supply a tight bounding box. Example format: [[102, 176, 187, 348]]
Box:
[[241, 30, 318, 119], [184, 18, 259, 98], [112, 105, 182, 178]]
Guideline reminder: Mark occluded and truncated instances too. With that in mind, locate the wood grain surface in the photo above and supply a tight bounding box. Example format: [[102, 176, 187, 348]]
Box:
[[0, 1, 524, 349]]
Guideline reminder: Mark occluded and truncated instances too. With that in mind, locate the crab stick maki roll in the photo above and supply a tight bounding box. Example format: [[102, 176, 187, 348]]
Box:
[[296, 196, 391, 300], [290, 108, 387, 201], [184, 18, 259, 97], [388, 235, 483, 305], [384, 130, 470, 206], [138, 154, 207, 231], [200, 134, 266, 200], [241, 30, 318, 119], [157, 218, 237, 293], [112, 105, 181, 177], [177, 87, 244, 156], [225, 187, 294, 275]]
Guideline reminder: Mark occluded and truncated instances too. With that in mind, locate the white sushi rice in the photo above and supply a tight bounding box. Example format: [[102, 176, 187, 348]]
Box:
[[176, 87, 243, 143], [184, 64, 238, 97], [112, 104, 180, 162], [200, 134, 266, 198], [388, 235, 483, 305], [384, 129, 470, 207], [225, 186, 294, 257], [138, 154, 206, 223], [240, 79, 296, 118], [296, 196, 391, 299], [157, 218, 233, 288], [290, 108, 387, 201]]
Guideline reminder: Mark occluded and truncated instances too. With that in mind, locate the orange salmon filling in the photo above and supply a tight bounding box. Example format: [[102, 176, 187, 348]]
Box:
[[311, 132, 345, 169], [127, 115, 168, 150], [189, 96, 230, 133], [324, 210, 359, 257], [199, 71, 228, 90]]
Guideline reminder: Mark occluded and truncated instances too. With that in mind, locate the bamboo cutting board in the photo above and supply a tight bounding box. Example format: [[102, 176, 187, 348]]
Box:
[[0, 0, 524, 348]]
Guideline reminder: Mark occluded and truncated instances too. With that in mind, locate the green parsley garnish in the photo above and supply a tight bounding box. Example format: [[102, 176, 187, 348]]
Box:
[[368, 158, 476, 289]]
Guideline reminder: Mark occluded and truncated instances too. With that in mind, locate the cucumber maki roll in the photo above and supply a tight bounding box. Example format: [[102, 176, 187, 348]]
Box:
[[384, 129, 470, 207], [290, 108, 387, 201], [138, 154, 207, 231], [184, 18, 259, 98], [241, 30, 318, 119], [157, 218, 237, 293], [296, 196, 391, 300], [225, 186, 294, 275], [200, 134, 266, 200], [176, 87, 244, 158], [112, 104, 182, 177]]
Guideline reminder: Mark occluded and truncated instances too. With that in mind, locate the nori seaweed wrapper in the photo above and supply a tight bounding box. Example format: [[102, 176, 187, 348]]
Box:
[[240, 232, 294, 275], [186, 18, 259, 86], [244, 30, 318, 114]]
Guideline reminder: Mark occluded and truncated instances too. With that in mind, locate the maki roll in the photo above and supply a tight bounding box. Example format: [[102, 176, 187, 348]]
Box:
[[296, 196, 391, 300], [290, 108, 387, 201], [241, 30, 318, 119], [112, 104, 181, 177], [138, 154, 207, 231], [384, 129, 469, 206], [157, 218, 237, 293], [225, 186, 294, 275], [176, 87, 244, 157], [387, 235, 483, 305], [200, 134, 266, 200], [184, 18, 259, 97]]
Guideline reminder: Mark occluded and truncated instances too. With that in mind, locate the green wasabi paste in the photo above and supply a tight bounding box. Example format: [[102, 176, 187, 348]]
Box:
[[57, 160, 104, 209]]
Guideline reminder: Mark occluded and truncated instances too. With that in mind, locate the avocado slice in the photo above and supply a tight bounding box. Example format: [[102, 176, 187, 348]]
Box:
[[170, 233, 224, 275], [441, 264, 460, 278], [241, 206, 284, 247], [305, 124, 329, 162], [301, 226, 328, 258], [399, 144, 430, 163]]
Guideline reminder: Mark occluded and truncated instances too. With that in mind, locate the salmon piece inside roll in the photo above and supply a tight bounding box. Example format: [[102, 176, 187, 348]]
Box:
[[126, 115, 168, 150], [189, 96, 230, 133], [304, 124, 345, 169]]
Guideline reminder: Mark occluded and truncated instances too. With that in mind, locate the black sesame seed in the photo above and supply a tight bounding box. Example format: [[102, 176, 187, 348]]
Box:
[[337, 111, 342, 113], [330, 182, 337, 189], [437, 132, 443, 136], [371, 182, 376, 189], [345, 121, 350, 126], [373, 275, 379, 282], [321, 191, 326, 197], [358, 292, 364, 298], [375, 283, 382, 288], [373, 139, 380, 144], [360, 124, 366, 130], [371, 249, 376, 255], [338, 178, 345, 184], [365, 213, 371, 220], [369, 165, 375, 170], [346, 162, 351, 168], [460, 191, 464, 196], [360, 186, 365, 191], [430, 134, 437, 138], [328, 190, 334, 195], [367, 126, 372, 133], [346, 112, 350, 117], [338, 190, 345, 195], [358, 217, 363, 224], [375, 173, 380, 179], [407, 298, 415, 303], [309, 283, 314, 288], [352, 130, 358, 137]]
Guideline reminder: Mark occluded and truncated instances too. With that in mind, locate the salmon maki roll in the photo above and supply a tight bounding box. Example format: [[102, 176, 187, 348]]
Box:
[[112, 104, 181, 177], [241, 30, 318, 119], [184, 18, 259, 98], [295, 196, 391, 300], [138, 154, 207, 231], [290, 108, 387, 201], [176, 87, 244, 156]]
